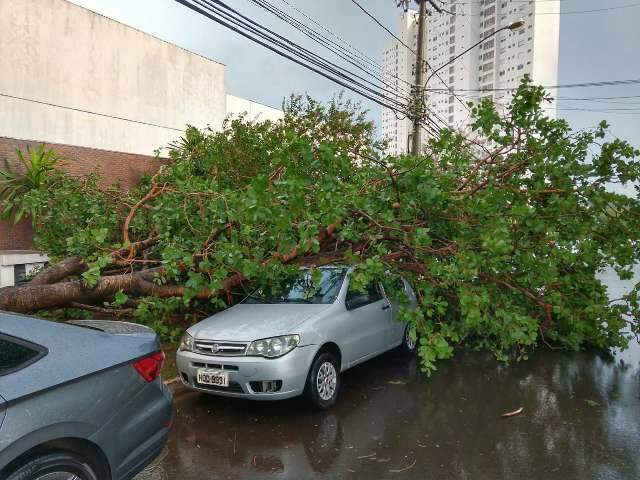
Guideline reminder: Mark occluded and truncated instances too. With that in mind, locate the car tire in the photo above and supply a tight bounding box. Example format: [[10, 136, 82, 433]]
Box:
[[401, 325, 418, 355], [6, 451, 100, 480], [304, 352, 340, 410]]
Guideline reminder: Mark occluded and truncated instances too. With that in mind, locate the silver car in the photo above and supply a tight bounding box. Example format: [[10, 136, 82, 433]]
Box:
[[176, 267, 418, 409]]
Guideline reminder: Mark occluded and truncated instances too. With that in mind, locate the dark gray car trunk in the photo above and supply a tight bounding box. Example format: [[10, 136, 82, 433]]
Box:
[[0, 314, 160, 403], [67, 320, 156, 335]]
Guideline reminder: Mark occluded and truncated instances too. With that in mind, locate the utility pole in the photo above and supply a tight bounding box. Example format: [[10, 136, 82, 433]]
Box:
[[410, 0, 427, 156]]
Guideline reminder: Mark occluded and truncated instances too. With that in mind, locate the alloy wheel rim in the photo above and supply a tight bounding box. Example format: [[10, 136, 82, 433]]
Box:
[[405, 328, 416, 350], [36, 473, 81, 480], [316, 361, 337, 401]]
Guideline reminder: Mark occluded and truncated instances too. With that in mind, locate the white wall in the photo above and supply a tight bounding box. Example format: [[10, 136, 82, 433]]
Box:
[[226, 95, 283, 123], [0, 252, 49, 288], [0, 0, 227, 156]]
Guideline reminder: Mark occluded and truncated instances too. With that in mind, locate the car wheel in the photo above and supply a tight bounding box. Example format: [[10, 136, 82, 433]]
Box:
[[401, 325, 418, 355], [305, 352, 340, 410], [6, 452, 100, 480]]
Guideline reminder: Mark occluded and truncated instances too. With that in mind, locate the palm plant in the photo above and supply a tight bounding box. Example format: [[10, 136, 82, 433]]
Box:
[[0, 144, 61, 223]]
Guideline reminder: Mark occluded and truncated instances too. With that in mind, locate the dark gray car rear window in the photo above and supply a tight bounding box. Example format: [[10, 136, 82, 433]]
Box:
[[0, 335, 46, 376]]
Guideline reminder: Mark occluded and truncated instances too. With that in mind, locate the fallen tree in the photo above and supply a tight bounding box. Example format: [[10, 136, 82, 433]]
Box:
[[1, 84, 639, 372]]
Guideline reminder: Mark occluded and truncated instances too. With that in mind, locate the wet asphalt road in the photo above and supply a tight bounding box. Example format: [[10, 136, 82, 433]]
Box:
[[138, 341, 640, 480]]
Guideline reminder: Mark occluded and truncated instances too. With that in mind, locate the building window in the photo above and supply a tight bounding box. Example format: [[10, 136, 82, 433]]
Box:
[[13, 264, 27, 285]]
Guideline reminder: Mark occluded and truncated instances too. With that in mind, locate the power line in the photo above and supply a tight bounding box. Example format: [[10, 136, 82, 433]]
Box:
[[247, 0, 414, 99], [175, 0, 410, 115], [348, 0, 471, 123], [554, 106, 640, 115], [557, 95, 640, 102], [274, 0, 385, 72], [193, 0, 406, 106], [0, 92, 185, 132], [253, 0, 382, 73], [194, 0, 410, 108], [427, 78, 640, 93], [449, 1, 577, 3], [533, 2, 640, 15], [349, 0, 417, 55], [442, 1, 640, 15]]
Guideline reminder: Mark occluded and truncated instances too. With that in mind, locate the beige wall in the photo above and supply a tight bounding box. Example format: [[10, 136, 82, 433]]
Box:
[[0, 0, 227, 156], [226, 95, 284, 123]]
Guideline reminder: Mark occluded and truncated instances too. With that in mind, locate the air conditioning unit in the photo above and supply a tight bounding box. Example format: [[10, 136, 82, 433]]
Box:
[[0, 251, 49, 288]]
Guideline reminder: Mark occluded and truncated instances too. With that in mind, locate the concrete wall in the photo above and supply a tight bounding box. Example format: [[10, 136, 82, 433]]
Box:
[[0, 0, 284, 252], [0, 0, 227, 157], [226, 95, 284, 123], [0, 251, 49, 288]]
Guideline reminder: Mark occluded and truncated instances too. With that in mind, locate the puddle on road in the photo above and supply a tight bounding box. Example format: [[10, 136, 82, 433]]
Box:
[[138, 341, 639, 480], [137, 269, 639, 479]]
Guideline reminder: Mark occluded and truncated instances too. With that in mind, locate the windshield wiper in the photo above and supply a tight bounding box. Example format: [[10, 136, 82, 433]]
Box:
[[245, 294, 267, 304], [282, 298, 313, 304]]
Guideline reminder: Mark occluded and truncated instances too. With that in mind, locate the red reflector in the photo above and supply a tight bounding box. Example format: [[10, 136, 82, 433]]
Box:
[[133, 351, 165, 382]]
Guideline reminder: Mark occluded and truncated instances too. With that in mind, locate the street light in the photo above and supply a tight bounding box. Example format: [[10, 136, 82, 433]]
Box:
[[425, 18, 526, 87]]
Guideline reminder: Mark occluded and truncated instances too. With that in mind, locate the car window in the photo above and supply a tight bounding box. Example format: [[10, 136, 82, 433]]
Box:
[[382, 277, 407, 301], [245, 268, 347, 304], [0, 335, 45, 376], [346, 280, 384, 306]]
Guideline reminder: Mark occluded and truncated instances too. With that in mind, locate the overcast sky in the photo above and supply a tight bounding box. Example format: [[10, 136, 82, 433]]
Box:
[[70, 0, 640, 147]]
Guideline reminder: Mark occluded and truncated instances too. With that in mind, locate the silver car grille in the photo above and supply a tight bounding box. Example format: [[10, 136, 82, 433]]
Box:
[[194, 340, 248, 356]]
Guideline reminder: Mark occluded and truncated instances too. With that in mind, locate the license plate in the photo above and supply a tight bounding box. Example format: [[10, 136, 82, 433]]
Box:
[[197, 369, 229, 387]]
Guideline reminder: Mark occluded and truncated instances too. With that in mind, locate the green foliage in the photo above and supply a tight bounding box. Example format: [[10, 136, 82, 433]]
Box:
[[134, 297, 186, 343], [0, 145, 62, 224], [4, 88, 640, 373]]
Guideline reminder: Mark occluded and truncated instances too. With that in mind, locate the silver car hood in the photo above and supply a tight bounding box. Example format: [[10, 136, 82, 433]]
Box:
[[190, 303, 332, 341]]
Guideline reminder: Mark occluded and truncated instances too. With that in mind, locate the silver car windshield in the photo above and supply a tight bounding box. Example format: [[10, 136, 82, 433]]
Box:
[[244, 268, 347, 304]]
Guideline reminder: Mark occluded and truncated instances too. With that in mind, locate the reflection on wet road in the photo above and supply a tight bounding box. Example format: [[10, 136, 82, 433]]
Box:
[[138, 342, 639, 480]]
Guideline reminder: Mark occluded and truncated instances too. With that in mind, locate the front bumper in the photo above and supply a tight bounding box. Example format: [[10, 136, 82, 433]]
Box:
[[176, 345, 317, 400]]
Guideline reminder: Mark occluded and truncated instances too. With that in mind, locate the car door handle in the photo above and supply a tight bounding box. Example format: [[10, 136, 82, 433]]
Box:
[[381, 304, 391, 310]]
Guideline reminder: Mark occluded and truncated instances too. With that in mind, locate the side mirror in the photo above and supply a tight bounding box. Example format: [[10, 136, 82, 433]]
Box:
[[346, 293, 370, 311]]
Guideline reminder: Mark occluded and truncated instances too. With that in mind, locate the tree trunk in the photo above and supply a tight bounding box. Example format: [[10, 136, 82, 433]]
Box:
[[29, 256, 87, 285], [0, 268, 178, 313]]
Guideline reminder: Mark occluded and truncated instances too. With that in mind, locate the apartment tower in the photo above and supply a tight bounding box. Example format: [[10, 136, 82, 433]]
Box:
[[382, 0, 560, 150]]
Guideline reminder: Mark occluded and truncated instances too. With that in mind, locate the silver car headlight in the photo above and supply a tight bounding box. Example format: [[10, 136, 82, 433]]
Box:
[[246, 335, 300, 358], [179, 332, 195, 352]]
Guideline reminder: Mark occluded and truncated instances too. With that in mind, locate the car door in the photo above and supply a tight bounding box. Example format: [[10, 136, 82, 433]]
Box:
[[382, 277, 414, 347], [342, 280, 392, 367], [0, 393, 5, 431]]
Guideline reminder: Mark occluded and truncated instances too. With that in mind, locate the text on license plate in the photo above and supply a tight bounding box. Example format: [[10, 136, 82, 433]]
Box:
[[197, 369, 229, 387]]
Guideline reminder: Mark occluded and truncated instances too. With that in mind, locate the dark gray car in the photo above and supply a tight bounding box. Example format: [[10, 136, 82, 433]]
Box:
[[0, 312, 173, 480]]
